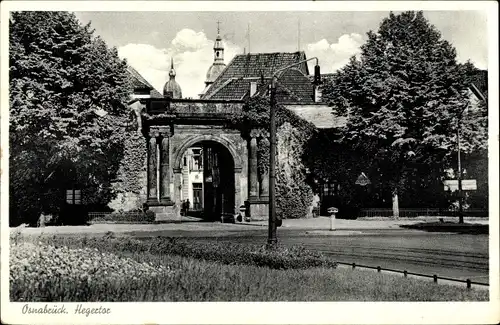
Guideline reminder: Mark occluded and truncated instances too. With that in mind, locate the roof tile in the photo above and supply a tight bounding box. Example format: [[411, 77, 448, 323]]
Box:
[[203, 51, 310, 100]]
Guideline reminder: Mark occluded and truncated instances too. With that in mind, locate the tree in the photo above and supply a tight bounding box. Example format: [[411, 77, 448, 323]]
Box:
[[322, 11, 487, 218], [9, 12, 133, 226]]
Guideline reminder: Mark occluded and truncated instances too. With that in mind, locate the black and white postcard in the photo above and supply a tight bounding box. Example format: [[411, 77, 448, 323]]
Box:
[[1, 1, 498, 324]]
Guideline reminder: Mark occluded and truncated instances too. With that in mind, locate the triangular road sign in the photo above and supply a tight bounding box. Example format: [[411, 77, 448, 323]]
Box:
[[355, 172, 371, 186]]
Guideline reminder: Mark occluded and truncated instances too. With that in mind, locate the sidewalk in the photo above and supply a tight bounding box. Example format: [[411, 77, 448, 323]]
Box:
[[10, 216, 488, 236], [248, 216, 489, 230]]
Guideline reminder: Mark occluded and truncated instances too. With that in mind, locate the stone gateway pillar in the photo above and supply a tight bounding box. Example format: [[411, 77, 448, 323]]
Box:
[[247, 128, 270, 221], [146, 125, 177, 221], [249, 135, 259, 198], [160, 135, 171, 202], [147, 135, 158, 203], [258, 137, 270, 198]]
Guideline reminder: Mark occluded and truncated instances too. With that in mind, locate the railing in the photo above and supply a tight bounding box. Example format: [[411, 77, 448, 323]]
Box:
[[359, 208, 488, 218], [336, 262, 488, 289]]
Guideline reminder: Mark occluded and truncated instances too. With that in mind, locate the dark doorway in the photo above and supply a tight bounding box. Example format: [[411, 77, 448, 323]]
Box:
[[201, 141, 235, 221]]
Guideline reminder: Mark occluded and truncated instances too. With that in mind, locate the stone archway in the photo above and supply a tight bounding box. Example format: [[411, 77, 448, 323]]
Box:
[[172, 134, 243, 219], [173, 134, 243, 171]]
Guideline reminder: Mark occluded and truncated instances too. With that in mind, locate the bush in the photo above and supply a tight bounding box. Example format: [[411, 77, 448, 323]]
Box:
[[28, 235, 337, 271], [89, 211, 155, 224], [10, 241, 173, 301]]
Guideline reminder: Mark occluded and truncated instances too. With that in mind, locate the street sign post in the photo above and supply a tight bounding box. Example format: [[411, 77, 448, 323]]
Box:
[[443, 179, 477, 191]]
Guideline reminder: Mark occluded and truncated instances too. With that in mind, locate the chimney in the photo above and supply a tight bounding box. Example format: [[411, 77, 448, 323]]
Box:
[[250, 81, 257, 97]]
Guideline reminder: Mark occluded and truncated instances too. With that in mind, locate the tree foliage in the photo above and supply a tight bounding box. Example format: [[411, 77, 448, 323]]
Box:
[[9, 12, 133, 225], [321, 11, 488, 208]]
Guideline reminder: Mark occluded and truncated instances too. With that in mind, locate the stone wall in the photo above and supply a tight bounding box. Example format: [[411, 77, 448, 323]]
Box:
[[171, 101, 243, 116]]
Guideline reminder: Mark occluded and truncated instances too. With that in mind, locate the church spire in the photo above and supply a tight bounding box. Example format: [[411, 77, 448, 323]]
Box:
[[163, 57, 182, 98], [169, 57, 176, 78], [200, 22, 227, 98], [213, 21, 224, 63]]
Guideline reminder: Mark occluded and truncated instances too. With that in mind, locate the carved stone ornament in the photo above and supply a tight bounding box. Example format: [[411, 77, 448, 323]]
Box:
[[250, 128, 269, 139], [149, 125, 173, 138]]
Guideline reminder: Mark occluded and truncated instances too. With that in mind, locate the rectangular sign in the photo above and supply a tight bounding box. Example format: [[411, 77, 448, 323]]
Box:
[[443, 179, 477, 191]]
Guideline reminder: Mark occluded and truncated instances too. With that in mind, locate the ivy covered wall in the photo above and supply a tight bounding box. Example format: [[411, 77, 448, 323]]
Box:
[[276, 122, 315, 219], [233, 97, 318, 219], [108, 129, 147, 212]]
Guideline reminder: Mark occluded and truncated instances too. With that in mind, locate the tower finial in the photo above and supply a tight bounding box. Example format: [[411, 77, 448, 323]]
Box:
[[169, 57, 176, 78], [217, 20, 221, 35]]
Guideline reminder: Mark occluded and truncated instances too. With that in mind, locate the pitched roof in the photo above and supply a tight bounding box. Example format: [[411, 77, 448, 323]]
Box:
[[127, 65, 163, 98], [127, 65, 153, 89], [276, 68, 316, 103], [202, 51, 310, 100], [285, 104, 347, 129]]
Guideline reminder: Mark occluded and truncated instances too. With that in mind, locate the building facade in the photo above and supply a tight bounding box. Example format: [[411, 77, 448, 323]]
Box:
[[123, 28, 329, 221]]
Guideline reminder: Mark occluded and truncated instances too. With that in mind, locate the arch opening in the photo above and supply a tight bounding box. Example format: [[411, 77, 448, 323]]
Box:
[[177, 140, 236, 222]]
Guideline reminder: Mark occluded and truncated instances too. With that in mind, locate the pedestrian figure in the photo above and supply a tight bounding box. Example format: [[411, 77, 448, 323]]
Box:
[[181, 200, 186, 216], [185, 199, 190, 216]]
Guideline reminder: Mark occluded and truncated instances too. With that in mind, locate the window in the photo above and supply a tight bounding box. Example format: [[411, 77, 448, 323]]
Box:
[[191, 150, 202, 171], [322, 183, 338, 197], [183, 156, 187, 167], [66, 189, 81, 205]]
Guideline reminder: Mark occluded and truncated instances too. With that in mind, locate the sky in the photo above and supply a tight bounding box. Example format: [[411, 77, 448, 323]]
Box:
[[74, 11, 489, 99]]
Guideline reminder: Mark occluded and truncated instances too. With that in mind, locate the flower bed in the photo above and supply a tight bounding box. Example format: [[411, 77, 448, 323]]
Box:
[[24, 234, 338, 270], [10, 241, 173, 301]]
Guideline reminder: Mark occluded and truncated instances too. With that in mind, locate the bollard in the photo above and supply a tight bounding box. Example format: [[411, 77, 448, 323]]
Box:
[[466, 279, 471, 289], [327, 207, 338, 231], [433, 275, 438, 283]]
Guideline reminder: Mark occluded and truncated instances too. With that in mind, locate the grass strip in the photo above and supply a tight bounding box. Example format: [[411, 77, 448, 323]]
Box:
[[10, 233, 488, 302]]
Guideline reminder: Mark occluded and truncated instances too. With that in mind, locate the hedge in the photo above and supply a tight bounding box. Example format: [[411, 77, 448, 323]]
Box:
[[89, 211, 155, 224], [31, 235, 338, 270]]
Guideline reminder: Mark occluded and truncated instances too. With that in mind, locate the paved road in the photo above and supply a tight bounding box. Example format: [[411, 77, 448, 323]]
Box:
[[128, 227, 489, 285]]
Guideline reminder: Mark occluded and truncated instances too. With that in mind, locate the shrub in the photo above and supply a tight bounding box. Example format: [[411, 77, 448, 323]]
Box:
[[10, 241, 173, 301], [27, 235, 337, 271], [89, 211, 155, 224]]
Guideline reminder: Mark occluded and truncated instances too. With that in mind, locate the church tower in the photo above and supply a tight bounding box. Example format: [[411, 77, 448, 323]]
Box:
[[201, 22, 226, 96], [163, 57, 182, 99]]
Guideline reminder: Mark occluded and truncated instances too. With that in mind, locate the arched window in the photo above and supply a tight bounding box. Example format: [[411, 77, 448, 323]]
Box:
[[216, 51, 220, 58]]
